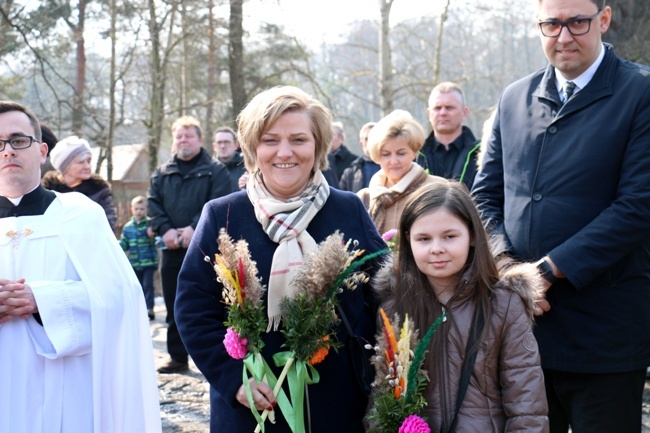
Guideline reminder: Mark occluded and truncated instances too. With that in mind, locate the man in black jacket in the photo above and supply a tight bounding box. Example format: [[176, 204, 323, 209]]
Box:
[[330, 121, 358, 182], [212, 126, 246, 192], [339, 122, 380, 192], [416, 82, 480, 190], [148, 115, 231, 373]]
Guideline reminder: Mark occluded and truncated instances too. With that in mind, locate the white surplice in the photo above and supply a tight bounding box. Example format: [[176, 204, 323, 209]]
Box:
[[0, 192, 161, 433]]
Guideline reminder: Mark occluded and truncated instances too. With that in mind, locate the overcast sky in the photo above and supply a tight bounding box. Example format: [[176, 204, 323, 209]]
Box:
[[243, 0, 445, 48]]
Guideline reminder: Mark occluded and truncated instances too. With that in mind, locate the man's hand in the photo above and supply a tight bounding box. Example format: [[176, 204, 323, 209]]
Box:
[[238, 171, 250, 190], [177, 226, 194, 249], [533, 256, 563, 316], [533, 279, 552, 316], [162, 228, 180, 250], [0, 278, 38, 323]]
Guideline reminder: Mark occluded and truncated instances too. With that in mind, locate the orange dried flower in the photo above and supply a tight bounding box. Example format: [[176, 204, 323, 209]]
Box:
[[309, 336, 331, 365], [393, 378, 405, 399]]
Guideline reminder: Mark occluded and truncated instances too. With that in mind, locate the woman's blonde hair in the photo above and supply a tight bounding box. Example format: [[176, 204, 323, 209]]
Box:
[[236, 86, 332, 173], [366, 109, 425, 163]]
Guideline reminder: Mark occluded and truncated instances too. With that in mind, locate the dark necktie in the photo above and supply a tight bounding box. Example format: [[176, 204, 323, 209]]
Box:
[[563, 81, 576, 103]]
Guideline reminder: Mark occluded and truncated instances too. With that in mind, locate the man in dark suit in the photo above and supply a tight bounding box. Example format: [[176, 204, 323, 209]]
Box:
[[472, 1, 650, 432]]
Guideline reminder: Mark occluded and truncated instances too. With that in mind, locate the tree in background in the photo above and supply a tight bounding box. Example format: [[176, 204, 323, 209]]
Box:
[[604, 0, 650, 65], [378, 0, 394, 115], [229, 0, 245, 123], [144, 0, 179, 171], [67, 0, 87, 136], [314, 0, 545, 152]]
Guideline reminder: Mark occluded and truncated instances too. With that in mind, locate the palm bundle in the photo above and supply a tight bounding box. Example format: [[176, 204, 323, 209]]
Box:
[[267, 231, 387, 433], [209, 229, 289, 432], [365, 308, 447, 433]]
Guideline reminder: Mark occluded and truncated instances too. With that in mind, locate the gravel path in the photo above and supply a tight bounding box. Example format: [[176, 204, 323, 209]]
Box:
[[151, 299, 650, 432], [152, 299, 210, 432]]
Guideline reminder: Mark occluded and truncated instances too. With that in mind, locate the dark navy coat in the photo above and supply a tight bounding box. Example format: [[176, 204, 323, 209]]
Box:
[[473, 44, 650, 373], [175, 188, 387, 432]]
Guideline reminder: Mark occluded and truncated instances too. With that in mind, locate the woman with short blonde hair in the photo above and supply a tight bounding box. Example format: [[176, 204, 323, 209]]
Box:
[[358, 109, 443, 234], [176, 86, 387, 433]]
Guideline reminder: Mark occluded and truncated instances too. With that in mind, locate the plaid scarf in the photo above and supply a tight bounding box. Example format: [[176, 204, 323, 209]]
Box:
[[368, 163, 429, 232], [247, 170, 330, 331]]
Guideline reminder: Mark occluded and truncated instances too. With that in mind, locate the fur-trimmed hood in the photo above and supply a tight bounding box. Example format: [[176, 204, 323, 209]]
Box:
[[42, 171, 111, 196], [372, 257, 545, 321]]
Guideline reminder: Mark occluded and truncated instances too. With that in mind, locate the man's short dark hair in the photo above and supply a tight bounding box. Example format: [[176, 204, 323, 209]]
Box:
[[214, 126, 237, 142], [538, 0, 606, 7], [0, 101, 42, 141]]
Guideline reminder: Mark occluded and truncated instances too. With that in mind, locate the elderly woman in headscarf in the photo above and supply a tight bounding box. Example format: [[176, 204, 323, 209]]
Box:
[[357, 109, 444, 235], [175, 86, 387, 433], [41, 135, 117, 230]]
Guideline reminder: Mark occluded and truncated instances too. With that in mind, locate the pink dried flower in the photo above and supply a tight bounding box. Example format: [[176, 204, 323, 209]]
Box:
[[399, 415, 430, 433], [224, 327, 248, 359], [382, 229, 399, 242]]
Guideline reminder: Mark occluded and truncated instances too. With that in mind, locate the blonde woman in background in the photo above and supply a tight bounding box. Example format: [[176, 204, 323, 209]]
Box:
[[358, 109, 444, 234]]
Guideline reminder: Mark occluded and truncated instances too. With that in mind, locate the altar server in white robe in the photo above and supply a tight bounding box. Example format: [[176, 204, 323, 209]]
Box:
[[0, 101, 162, 433]]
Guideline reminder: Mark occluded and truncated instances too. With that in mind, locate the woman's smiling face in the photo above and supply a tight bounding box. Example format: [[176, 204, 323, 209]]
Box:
[[256, 111, 316, 200]]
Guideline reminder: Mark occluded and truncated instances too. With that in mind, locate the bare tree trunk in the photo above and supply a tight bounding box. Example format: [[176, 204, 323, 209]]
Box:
[[605, 0, 650, 64], [146, 0, 176, 173], [205, 0, 216, 150], [106, 0, 117, 182], [72, 0, 87, 136], [432, 0, 451, 86], [0, 0, 15, 53], [379, 0, 394, 116], [179, 0, 187, 117], [229, 0, 245, 123]]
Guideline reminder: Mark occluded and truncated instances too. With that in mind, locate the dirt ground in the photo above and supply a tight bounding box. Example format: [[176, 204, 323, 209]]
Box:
[[151, 300, 210, 432], [151, 299, 650, 433]]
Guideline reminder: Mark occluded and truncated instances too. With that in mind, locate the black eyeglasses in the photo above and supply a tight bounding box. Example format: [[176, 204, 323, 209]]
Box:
[[0, 135, 40, 152], [538, 9, 602, 38]]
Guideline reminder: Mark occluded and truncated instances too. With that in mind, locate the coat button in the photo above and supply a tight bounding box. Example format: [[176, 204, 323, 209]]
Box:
[[532, 192, 543, 201], [548, 126, 557, 134]]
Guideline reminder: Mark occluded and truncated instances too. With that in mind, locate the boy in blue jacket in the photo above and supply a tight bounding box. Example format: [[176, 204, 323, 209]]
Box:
[[120, 195, 159, 320]]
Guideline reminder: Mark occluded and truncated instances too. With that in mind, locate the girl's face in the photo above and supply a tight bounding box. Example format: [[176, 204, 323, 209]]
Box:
[[408, 207, 471, 299], [378, 136, 416, 187]]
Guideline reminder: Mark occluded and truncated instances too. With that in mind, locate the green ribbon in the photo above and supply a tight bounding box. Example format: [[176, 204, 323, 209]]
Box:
[[274, 351, 320, 433], [242, 353, 294, 432]]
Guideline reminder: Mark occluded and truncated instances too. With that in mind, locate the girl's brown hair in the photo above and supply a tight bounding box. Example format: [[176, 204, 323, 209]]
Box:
[[388, 180, 498, 367]]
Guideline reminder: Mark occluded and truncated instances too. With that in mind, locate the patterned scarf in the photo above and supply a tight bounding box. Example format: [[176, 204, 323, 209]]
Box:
[[368, 163, 429, 231], [247, 170, 330, 331]]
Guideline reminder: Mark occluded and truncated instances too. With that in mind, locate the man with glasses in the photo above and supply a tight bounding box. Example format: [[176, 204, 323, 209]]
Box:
[[472, 0, 650, 432], [0, 101, 161, 432], [212, 126, 246, 191]]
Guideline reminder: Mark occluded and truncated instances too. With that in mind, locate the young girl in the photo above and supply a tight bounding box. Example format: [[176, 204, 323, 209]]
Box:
[[373, 181, 549, 432]]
